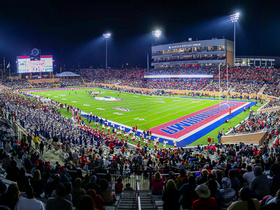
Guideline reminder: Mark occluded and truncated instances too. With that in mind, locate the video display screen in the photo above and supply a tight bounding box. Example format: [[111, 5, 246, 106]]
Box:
[[17, 55, 53, 73]]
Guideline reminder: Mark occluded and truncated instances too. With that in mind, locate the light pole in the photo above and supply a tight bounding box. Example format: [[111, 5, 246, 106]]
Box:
[[103, 33, 111, 69], [152, 30, 162, 45], [230, 13, 240, 67]]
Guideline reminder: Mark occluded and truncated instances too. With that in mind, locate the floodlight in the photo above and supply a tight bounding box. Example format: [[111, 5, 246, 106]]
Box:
[[103, 33, 111, 39], [230, 13, 240, 22], [152, 30, 162, 38]]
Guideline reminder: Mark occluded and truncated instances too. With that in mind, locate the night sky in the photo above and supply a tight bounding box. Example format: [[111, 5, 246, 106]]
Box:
[[0, 0, 279, 73]]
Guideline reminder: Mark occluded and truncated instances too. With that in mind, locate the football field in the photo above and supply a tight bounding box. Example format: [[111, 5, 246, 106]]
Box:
[[28, 87, 258, 147]]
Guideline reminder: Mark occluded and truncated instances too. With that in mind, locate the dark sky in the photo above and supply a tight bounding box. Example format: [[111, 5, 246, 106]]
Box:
[[0, 0, 280, 72]]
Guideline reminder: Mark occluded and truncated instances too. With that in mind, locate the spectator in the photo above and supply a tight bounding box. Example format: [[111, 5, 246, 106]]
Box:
[[82, 174, 91, 188], [197, 169, 209, 185], [2, 155, 11, 170], [46, 183, 73, 210], [151, 172, 164, 195], [243, 165, 255, 187], [250, 166, 270, 200], [179, 176, 199, 209], [115, 177, 123, 194], [71, 178, 86, 208], [229, 169, 241, 194], [99, 179, 116, 205], [77, 195, 95, 210], [191, 184, 218, 210], [220, 177, 236, 210], [6, 160, 19, 181], [162, 179, 180, 210], [83, 175, 102, 195], [123, 183, 134, 191], [64, 182, 72, 202], [227, 187, 260, 210], [30, 170, 45, 198], [39, 141, 44, 155], [261, 189, 280, 210], [0, 179, 7, 198], [87, 189, 105, 210], [0, 184, 20, 210], [14, 185, 44, 210], [207, 179, 222, 209], [177, 169, 187, 188], [17, 167, 29, 192]]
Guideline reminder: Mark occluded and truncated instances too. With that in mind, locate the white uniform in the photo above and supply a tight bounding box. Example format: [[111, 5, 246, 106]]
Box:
[[163, 140, 167, 149]]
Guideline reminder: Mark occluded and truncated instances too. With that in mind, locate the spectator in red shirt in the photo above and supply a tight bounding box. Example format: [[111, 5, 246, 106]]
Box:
[[207, 136, 211, 144], [109, 142, 114, 149], [115, 177, 123, 194], [191, 184, 218, 210]]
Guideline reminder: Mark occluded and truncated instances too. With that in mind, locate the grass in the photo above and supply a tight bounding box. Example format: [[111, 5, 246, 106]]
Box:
[[32, 88, 221, 130], [29, 88, 262, 148]]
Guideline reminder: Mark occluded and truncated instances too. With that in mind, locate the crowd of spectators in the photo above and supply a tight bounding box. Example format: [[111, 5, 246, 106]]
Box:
[[229, 109, 280, 135], [3, 66, 280, 97], [80, 67, 280, 97]]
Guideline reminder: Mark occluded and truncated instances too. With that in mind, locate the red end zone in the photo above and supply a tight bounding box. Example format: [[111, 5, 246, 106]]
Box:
[[150, 101, 247, 139]]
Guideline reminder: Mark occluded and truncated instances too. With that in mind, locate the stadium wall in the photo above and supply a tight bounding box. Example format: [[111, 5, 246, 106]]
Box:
[[28, 78, 60, 84], [257, 106, 280, 113], [221, 131, 268, 146]]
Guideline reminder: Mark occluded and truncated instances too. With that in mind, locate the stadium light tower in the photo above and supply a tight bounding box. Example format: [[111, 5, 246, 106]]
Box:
[[152, 30, 162, 45], [103, 33, 111, 69], [230, 12, 240, 67]]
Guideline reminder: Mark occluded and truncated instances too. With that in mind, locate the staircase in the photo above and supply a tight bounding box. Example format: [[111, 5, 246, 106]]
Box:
[[258, 84, 266, 94], [117, 192, 137, 209], [139, 192, 156, 210]]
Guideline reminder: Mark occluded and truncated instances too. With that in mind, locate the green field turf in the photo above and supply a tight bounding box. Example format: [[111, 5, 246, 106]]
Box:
[[32, 88, 221, 130], [30, 88, 263, 147]]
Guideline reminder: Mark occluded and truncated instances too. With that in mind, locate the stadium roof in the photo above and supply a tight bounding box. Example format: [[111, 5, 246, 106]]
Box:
[[55, 72, 80, 77]]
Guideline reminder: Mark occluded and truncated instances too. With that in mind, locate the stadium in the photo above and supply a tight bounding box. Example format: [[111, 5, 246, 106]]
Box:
[[1, 2, 280, 210]]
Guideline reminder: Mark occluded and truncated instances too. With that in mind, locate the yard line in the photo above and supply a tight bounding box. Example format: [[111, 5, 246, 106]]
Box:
[[116, 100, 215, 123], [135, 100, 216, 126]]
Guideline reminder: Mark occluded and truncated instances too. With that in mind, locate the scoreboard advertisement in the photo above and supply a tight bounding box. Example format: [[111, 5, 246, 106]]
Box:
[[17, 55, 53, 73]]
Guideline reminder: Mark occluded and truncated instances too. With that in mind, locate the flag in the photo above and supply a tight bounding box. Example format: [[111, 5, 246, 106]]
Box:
[[7, 63, 11, 68]]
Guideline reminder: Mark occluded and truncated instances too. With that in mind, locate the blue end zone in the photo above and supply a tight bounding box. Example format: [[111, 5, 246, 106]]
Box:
[[176, 101, 256, 147], [80, 100, 255, 147]]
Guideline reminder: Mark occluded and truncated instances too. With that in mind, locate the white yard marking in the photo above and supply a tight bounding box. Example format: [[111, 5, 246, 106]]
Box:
[[173, 100, 181, 101], [133, 96, 139, 97], [114, 112, 124, 115], [46, 94, 51, 96], [146, 98, 153, 99], [154, 101, 165, 103], [96, 108, 105, 110], [53, 96, 58, 98], [71, 101, 78, 103], [57, 94, 66, 96], [134, 118, 146, 121], [62, 98, 67, 100], [83, 104, 90, 106]]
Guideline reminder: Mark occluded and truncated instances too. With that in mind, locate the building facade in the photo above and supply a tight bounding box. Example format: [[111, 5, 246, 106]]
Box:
[[151, 39, 234, 68], [235, 56, 280, 67]]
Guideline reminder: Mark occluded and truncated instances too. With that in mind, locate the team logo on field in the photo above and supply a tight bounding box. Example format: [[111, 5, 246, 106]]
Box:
[[113, 107, 132, 112], [95, 97, 123, 101]]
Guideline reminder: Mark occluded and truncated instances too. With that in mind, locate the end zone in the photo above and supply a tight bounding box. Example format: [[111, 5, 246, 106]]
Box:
[[150, 101, 253, 146]]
